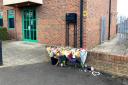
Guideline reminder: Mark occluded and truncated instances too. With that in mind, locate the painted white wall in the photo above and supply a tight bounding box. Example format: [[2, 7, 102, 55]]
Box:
[[3, 0, 43, 5]]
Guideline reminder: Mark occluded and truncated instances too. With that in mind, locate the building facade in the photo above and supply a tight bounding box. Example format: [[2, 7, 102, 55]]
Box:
[[0, 0, 117, 49]]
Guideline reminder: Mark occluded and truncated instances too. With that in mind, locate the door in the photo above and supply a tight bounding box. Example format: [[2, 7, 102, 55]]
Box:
[[22, 9, 37, 42]]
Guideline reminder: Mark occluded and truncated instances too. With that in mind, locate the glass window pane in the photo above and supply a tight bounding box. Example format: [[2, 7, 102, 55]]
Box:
[[9, 18, 14, 28], [24, 20, 26, 29], [30, 31, 32, 40], [26, 30, 29, 39], [8, 10, 15, 18], [34, 31, 36, 40], [0, 11, 3, 18], [0, 11, 3, 27], [24, 30, 27, 39], [8, 10, 15, 29], [34, 20, 36, 29], [0, 19, 3, 27]]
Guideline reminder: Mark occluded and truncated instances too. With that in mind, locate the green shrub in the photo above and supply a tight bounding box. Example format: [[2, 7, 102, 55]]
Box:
[[0, 27, 9, 40]]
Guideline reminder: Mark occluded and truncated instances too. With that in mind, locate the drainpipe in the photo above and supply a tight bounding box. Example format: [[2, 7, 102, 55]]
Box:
[[0, 40, 3, 65], [14, 8, 18, 40], [80, 0, 83, 48], [108, 0, 111, 40]]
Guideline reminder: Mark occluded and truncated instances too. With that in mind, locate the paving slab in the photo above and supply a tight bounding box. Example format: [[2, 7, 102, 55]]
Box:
[[1, 41, 48, 67]]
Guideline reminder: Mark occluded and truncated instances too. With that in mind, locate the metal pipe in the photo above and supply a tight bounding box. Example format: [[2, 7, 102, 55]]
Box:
[[14, 8, 18, 40], [108, 0, 112, 40], [66, 23, 69, 46], [0, 40, 3, 65], [74, 24, 77, 48], [80, 0, 83, 48]]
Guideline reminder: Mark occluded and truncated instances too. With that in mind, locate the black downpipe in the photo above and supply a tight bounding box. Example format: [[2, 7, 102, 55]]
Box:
[[0, 40, 3, 65], [80, 0, 83, 48], [108, 0, 111, 40]]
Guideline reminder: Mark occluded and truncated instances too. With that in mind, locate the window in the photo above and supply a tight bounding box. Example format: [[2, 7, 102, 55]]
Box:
[[0, 11, 3, 27], [8, 10, 15, 29]]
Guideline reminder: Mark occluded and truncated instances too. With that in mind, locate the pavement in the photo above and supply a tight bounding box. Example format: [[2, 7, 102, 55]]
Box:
[[91, 34, 128, 56], [0, 40, 127, 85], [2, 41, 48, 67]]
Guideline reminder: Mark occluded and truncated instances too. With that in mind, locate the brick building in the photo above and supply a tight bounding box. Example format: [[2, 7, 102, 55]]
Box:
[[0, 0, 117, 49]]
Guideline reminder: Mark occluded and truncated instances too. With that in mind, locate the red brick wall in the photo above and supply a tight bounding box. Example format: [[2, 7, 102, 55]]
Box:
[[85, 0, 117, 49], [0, 1, 19, 40], [14, 8, 22, 40], [0, 0, 117, 49], [37, 0, 81, 47], [87, 51, 128, 77]]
